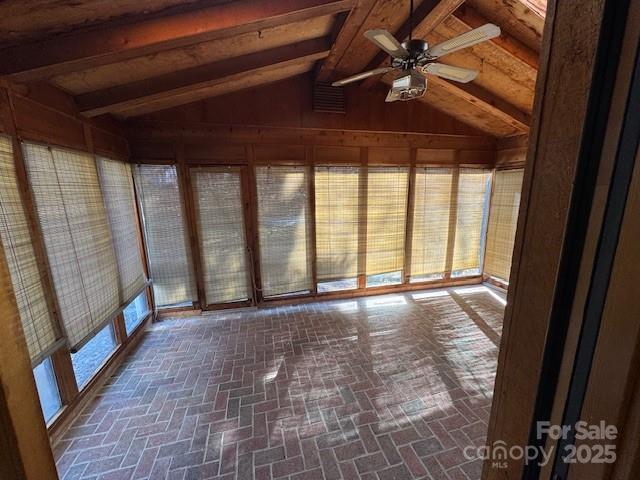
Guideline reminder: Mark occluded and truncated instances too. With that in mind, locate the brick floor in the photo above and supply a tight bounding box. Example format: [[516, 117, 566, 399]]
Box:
[[54, 285, 505, 480]]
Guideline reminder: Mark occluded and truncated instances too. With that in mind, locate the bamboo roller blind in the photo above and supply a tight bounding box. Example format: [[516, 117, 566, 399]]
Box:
[[484, 169, 524, 282], [0, 136, 60, 364], [96, 157, 147, 302], [256, 166, 312, 297], [366, 167, 409, 276], [192, 167, 250, 305], [135, 164, 196, 308], [410, 168, 454, 277], [452, 168, 491, 274], [23, 143, 120, 350], [315, 166, 362, 281]]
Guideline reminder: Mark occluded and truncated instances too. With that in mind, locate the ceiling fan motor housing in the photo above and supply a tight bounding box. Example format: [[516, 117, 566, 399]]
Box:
[[392, 39, 433, 70]]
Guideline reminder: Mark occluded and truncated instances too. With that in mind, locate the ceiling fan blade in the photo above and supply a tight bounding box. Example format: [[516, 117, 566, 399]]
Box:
[[331, 67, 395, 87], [364, 29, 410, 58], [426, 23, 501, 58], [421, 63, 478, 83]]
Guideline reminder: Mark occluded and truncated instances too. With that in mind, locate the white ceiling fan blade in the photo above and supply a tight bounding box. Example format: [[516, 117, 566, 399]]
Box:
[[332, 67, 395, 86], [426, 23, 501, 58], [364, 29, 409, 58], [421, 63, 478, 83]]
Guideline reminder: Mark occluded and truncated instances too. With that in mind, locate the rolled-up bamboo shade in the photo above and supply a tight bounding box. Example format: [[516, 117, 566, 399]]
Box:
[[23, 142, 120, 350], [484, 169, 524, 282], [366, 167, 409, 276], [410, 168, 453, 277], [256, 166, 312, 297], [134, 164, 196, 308], [192, 167, 250, 305], [452, 168, 491, 274], [0, 136, 60, 364], [96, 157, 147, 302], [315, 166, 362, 281]]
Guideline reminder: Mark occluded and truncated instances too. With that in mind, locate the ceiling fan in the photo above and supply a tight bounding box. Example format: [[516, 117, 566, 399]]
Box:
[[331, 0, 501, 102]]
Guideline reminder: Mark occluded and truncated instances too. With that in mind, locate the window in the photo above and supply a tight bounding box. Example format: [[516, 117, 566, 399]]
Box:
[[365, 167, 409, 287], [410, 168, 453, 282], [315, 166, 362, 291], [256, 166, 312, 297], [135, 165, 196, 308], [23, 143, 120, 351], [33, 357, 62, 423], [97, 157, 147, 302], [71, 323, 118, 389], [484, 169, 524, 282], [124, 290, 150, 335], [451, 168, 492, 277], [191, 167, 250, 305], [317, 278, 358, 293], [0, 136, 60, 364]]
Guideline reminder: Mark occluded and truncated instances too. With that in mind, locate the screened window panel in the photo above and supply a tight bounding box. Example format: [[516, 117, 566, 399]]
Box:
[[366, 167, 409, 276], [0, 136, 60, 364], [315, 166, 362, 281], [23, 143, 120, 350], [410, 168, 454, 277], [135, 164, 196, 308], [452, 168, 491, 274], [256, 166, 312, 297], [484, 169, 524, 281], [96, 157, 146, 302], [192, 167, 250, 304]]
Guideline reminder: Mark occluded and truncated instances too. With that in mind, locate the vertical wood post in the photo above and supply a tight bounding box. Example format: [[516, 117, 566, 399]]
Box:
[[175, 142, 205, 308], [0, 226, 58, 479], [244, 145, 263, 305], [444, 164, 460, 279], [306, 147, 318, 294], [357, 147, 368, 289], [403, 149, 417, 284]]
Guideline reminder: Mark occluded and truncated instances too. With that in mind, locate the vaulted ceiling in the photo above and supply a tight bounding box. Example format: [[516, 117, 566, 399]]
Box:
[[0, 0, 546, 137]]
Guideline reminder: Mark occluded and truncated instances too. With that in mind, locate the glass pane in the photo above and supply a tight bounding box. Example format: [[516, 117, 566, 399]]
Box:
[[317, 278, 358, 293], [366, 271, 403, 287], [71, 323, 118, 389], [451, 267, 482, 278], [33, 357, 62, 423], [410, 273, 445, 283], [124, 290, 150, 336]]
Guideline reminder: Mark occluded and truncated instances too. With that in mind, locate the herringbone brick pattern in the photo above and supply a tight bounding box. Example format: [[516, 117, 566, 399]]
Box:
[[54, 285, 504, 480]]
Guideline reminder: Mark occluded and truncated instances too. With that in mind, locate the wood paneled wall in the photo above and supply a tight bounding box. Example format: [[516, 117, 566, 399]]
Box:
[[496, 133, 528, 169], [134, 73, 486, 136], [0, 82, 129, 160]]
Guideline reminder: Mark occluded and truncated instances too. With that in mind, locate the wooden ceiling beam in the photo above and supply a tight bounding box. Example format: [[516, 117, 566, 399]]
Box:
[[360, 0, 465, 88], [316, 0, 379, 82], [452, 4, 539, 69], [427, 75, 531, 132], [77, 38, 331, 117], [0, 0, 352, 83]]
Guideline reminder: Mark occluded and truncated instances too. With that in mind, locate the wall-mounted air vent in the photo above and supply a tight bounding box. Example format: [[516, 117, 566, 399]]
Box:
[[313, 82, 346, 114]]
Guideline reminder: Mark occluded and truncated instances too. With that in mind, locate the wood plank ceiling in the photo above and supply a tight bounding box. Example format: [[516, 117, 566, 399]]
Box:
[[0, 0, 546, 137]]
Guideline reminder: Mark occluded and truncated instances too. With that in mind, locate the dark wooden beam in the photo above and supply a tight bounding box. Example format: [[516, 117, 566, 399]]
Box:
[[316, 0, 379, 81], [0, 0, 352, 83], [427, 75, 531, 132], [452, 4, 539, 69], [361, 0, 465, 88], [77, 38, 331, 117], [127, 119, 497, 151]]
